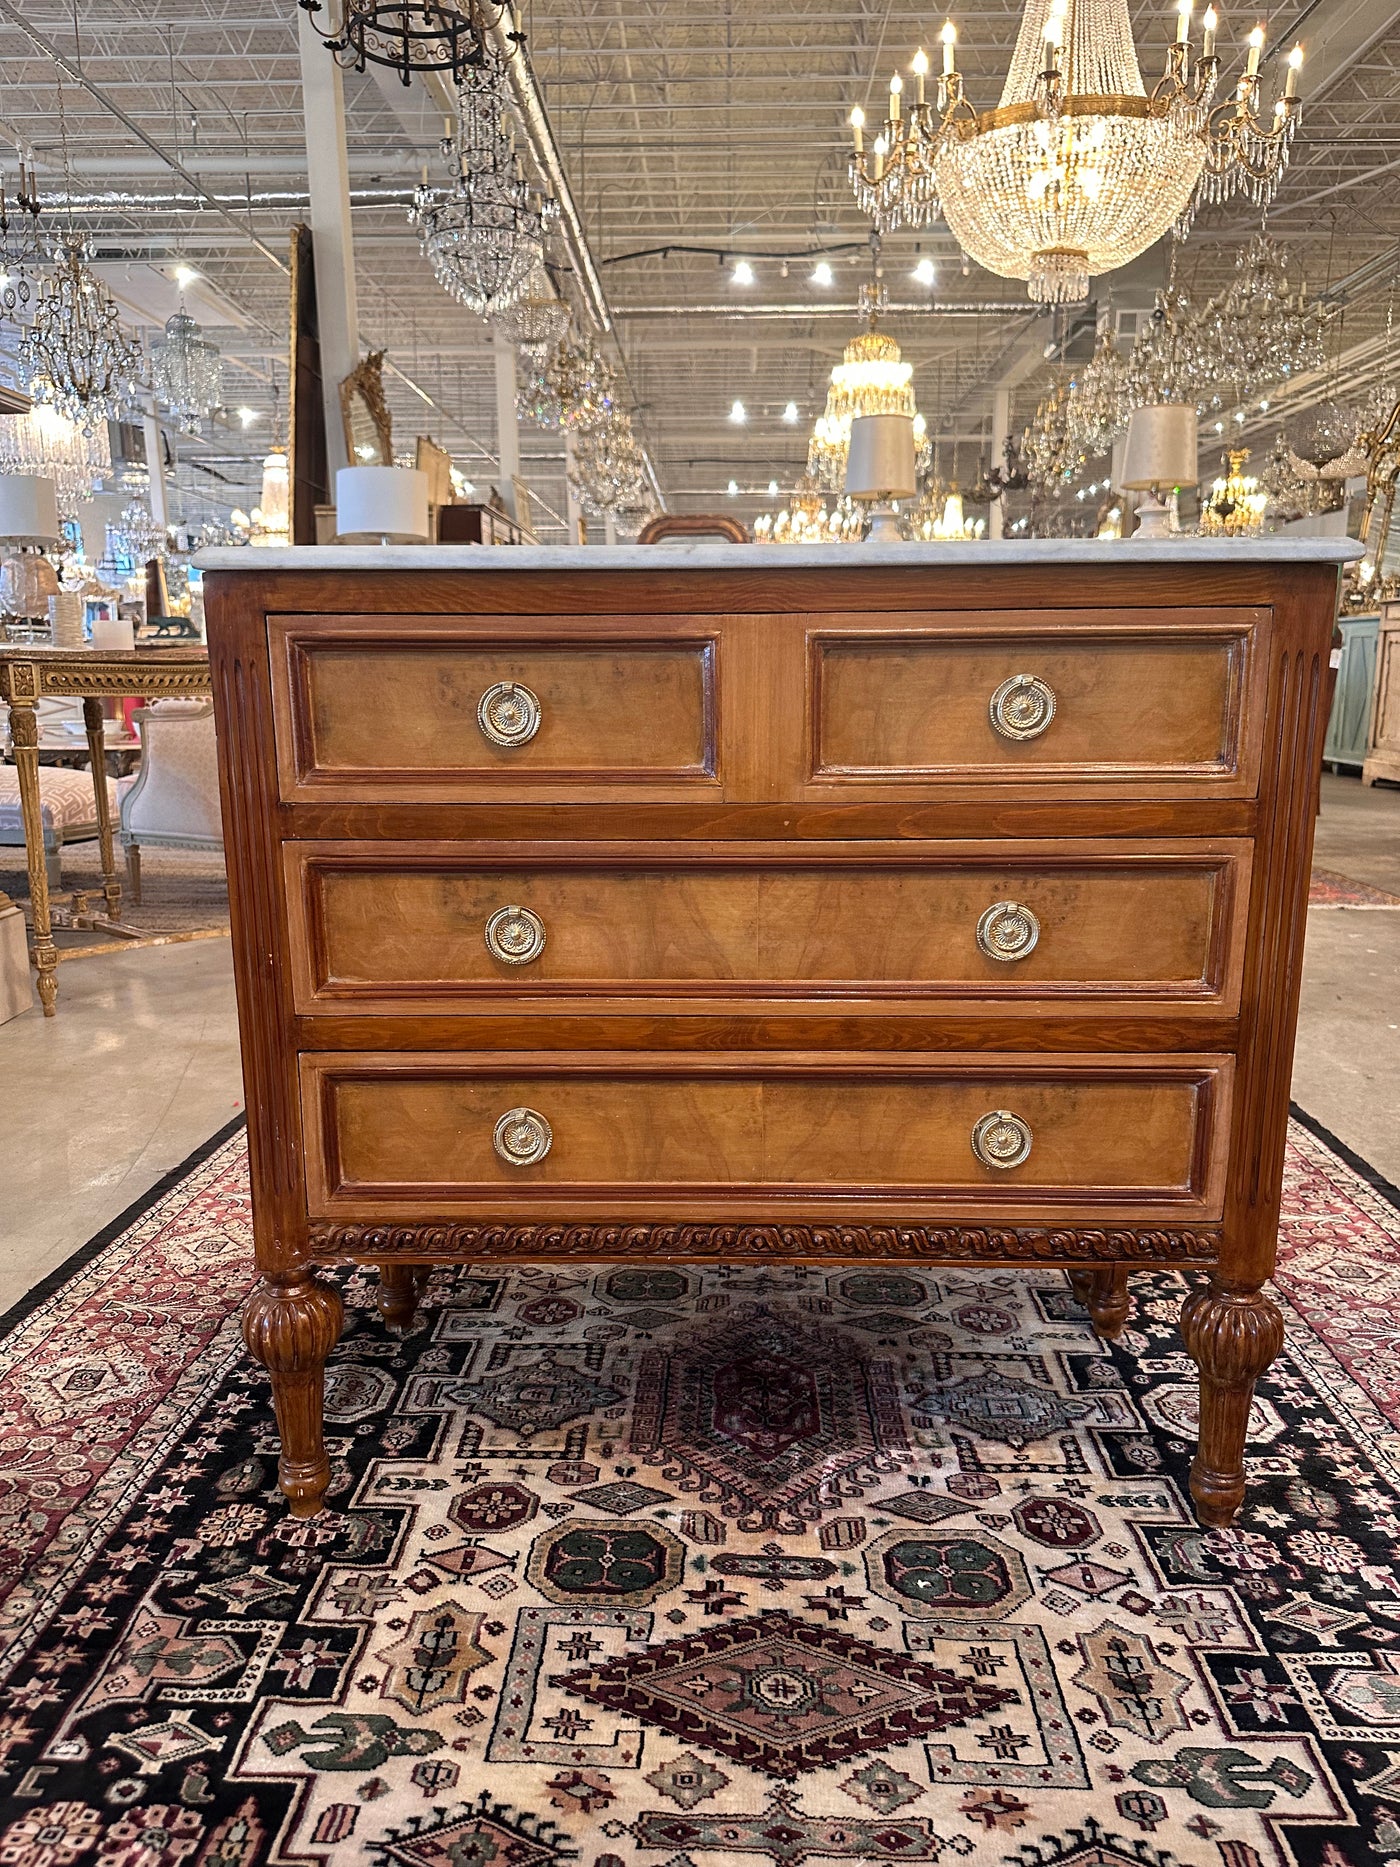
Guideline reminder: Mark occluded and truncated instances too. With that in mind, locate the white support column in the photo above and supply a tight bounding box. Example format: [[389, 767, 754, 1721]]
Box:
[[298, 9, 359, 477], [564, 430, 583, 543], [988, 388, 1010, 541], [493, 333, 522, 509], [604, 513, 617, 545], [142, 410, 169, 533]]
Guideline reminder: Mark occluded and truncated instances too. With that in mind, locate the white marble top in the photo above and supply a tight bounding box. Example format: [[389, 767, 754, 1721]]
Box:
[[196, 537, 1362, 572]]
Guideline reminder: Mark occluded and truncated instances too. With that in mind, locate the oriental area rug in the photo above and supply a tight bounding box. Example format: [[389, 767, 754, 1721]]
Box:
[[4, 1119, 1400, 1867]]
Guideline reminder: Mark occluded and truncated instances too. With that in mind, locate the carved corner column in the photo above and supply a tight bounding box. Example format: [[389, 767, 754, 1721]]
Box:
[[243, 1275, 344, 1516], [375, 1261, 428, 1333], [1180, 1278, 1284, 1528], [1068, 1265, 1131, 1339]]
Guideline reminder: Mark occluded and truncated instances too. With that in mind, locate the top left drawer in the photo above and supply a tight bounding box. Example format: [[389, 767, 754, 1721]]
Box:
[[269, 616, 720, 804]]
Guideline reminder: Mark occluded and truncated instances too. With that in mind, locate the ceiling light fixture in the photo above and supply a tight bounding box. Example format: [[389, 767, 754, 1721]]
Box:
[[783, 401, 800, 424], [727, 478, 739, 495], [731, 259, 755, 286], [730, 399, 747, 423], [811, 260, 834, 288], [913, 257, 936, 286]]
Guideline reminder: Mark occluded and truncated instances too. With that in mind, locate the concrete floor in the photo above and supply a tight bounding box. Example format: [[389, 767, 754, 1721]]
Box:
[[0, 771, 1397, 1316]]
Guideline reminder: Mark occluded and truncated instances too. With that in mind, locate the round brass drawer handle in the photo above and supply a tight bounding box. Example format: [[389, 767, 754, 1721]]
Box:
[[477, 680, 541, 748], [989, 673, 1056, 742], [971, 1109, 1033, 1170], [976, 900, 1040, 963], [493, 1107, 552, 1166], [485, 905, 546, 965]]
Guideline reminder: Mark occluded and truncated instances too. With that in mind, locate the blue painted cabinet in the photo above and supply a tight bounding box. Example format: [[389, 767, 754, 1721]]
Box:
[[1324, 613, 1379, 770]]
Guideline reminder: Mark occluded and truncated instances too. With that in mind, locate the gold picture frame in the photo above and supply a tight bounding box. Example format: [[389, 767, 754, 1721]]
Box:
[[340, 351, 393, 466]]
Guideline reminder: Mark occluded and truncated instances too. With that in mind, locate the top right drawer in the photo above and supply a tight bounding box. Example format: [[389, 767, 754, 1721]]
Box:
[[809, 610, 1265, 797]]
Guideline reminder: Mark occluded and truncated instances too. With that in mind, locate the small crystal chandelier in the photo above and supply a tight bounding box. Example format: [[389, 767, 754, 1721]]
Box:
[[847, 0, 1303, 303], [754, 477, 864, 543], [495, 262, 571, 358], [550, 335, 615, 431], [568, 406, 653, 519], [0, 404, 110, 515], [297, 0, 509, 85], [20, 235, 145, 430], [1066, 328, 1130, 457], [1202, 448, 1267, 533], [806, 284, 922, 490], [150, 308, 223, 431], [1024, 378, 1085, 490], [411, 52, 557, 319], [1191, 235, 1328, 411], [113, 486, 166, 565]]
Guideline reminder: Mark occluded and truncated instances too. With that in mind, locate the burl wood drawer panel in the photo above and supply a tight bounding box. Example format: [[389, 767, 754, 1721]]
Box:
[[284, 839, 1251, 1012], [809, 611, 1263, 796], [299, 1052, 1230, 1222], [269, 615, 718, 803]]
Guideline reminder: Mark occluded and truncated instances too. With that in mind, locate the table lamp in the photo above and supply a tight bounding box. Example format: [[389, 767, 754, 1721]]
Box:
[[335, 465, 431, 545], [845, 413, 917, 544], [1120, 405, 1198, 539], [0, 474, 61, 640]]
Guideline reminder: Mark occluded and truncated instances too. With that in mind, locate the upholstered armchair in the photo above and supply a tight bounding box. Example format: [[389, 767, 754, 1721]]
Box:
[[119, 700, 224, 902]]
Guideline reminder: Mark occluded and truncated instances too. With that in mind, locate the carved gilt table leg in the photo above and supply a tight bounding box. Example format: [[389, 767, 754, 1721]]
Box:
[[9, 693, 58, 1015], [375, 1262, 428, 1333], [243, 1274, 344, 1517], [1181, 1277, 1284, 1528], [82, 697, 122, 923], [1068, 1265, 1131, 1339]]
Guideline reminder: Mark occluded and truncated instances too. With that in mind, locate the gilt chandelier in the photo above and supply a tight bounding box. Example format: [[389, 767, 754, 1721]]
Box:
[[848, 0, 1303, 303], [806, 286, 923, 490]]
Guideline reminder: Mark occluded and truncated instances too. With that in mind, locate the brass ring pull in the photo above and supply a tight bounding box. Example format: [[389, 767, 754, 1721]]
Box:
[[976, 900, 1040, 963], [971, 1109, 1033, 1170], [493, 1107, 552, 1166], [485, 905, 546, 965], [477, 681, 541, 748], [989, 673, 1056, 741]]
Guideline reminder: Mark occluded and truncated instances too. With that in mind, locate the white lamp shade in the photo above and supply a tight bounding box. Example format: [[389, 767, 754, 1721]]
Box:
[[335, 466, 430, 543], [0, 474, 60, 544], [845, 414, 918, 501], [1120, 405, 1198, 493]]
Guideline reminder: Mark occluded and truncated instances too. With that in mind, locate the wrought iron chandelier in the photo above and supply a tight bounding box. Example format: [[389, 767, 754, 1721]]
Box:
[[847, 0, 1303, 303], [150, 308, 223, 431], [0, 404, 110, 515], [297, 0, 513, 86], [19, 235, 145, 430], [411, 50, 556, 319]]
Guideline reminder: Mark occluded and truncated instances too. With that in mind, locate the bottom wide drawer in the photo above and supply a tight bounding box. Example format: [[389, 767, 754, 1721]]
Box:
[[300, 1051, 1230, 1222]]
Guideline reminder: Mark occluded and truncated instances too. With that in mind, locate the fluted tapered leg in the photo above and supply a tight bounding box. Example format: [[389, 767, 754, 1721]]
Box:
[[1180, 1277, 1284, 1529], [1068, 1265, 1131, 1340], [375, 1262, 427, 1333], [243, 1274, 344, 1516]]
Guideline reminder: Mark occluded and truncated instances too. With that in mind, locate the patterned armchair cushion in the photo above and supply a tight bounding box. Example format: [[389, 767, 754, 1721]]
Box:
[[0, 764, 121, 843], [120, 701, 223, 847]]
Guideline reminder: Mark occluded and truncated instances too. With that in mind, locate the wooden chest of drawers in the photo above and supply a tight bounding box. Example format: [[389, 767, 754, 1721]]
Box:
[[202, 540, 1353, 1530]]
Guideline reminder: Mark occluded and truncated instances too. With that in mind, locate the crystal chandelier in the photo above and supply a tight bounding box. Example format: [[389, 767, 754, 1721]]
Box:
[[0, 404, 110, 515], [805, 287, 921, 490], [1065, 328, 1130, 457], [567, 406, 653, 519], [251, 448, 290, 547], [495, 263, 571, 358], [1191, 235, 1328, 411], [0, 156, 44, 323], [1024, 378, 1085, 490], [150, 308, 223, 430], [411, 53, 557, 319], [551, 335, 616, 430], [117, 492, 166, 563], [754, 477, 864, 543], [297, 0, 510, 85], [1202, 448, 1267, 533], [20, 235, 145, 430], [848, 0, 1303, 303]]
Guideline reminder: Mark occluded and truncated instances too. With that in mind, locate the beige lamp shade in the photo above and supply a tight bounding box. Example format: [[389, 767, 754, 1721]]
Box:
[[1120, 405, 1198, 493], [0, 474, 60, 545], [335, 465, 431, 543], [845, 414, 918, 501]]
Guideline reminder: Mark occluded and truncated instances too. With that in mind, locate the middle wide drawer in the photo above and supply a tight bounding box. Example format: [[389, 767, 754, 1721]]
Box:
[[284, 839, 1251, 1013]]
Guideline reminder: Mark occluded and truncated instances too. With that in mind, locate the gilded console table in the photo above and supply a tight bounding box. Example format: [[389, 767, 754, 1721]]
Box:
[[0, 645, 210, 1015], [200, 538, 1355, 1529]]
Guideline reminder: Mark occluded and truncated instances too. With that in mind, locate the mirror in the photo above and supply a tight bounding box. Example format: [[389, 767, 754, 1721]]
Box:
[[340, 351, 393, 466]]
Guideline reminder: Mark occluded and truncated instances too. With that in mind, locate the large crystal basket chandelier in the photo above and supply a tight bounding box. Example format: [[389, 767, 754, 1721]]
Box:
[[850, 0, 1303, 302], [411, 50, 557, 318]]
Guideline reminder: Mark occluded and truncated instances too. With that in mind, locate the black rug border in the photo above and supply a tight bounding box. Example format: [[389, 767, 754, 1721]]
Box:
[[0, 1112, 248, 1344], [1289, 1099, 1400, 1216]]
